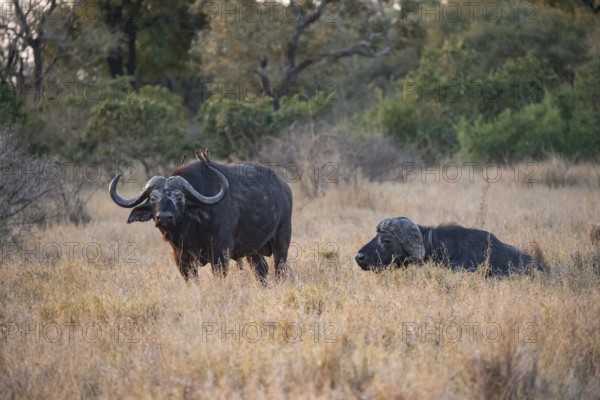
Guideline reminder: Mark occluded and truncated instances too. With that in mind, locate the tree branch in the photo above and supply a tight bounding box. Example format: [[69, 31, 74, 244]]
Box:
[[259, 0, 393, 108], [287, 0, 332, 69], [255, 62, 274, 98], [12, 0, 32, 39]]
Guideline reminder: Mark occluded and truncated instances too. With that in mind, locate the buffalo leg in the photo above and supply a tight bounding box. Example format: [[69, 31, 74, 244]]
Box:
[[272, 230, 291, 279], [247, 254, 268, 284], [210, 252, 229, 278], [235, 258, 244, 270], [174, 250, 198, 281]]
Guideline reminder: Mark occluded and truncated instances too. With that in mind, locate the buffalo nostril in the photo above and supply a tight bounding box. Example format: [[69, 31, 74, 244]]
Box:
[[355, 252, 366, 263], [156, 212, 174, 224]]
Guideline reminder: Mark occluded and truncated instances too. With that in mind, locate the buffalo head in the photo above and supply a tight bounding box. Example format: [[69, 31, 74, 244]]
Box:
[[355, 217, 426, 271], [109, 167, 229, 230]]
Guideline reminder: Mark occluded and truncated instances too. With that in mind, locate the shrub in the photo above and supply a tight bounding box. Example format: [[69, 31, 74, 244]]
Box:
[[0, 130, 88, 242], [456, 95, 567, 162], [197, 93, 333, 159], [84, 85, 189, 173], [360, 2, 597, 163], [0, 84, 25, 126], [257, 125, 418, 197], [484, 54, 560, 116], [455, 65, 600, 162], [554, 91, 600, 160], [361, 88, 458, 162]]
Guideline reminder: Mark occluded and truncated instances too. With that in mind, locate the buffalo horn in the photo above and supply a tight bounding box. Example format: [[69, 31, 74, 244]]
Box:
[[109, 174, 167, 208], [166, 167, 229, 205]]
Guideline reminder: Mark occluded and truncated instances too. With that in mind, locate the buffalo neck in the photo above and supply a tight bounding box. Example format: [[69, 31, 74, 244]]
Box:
[[159, 219, 204, 248]]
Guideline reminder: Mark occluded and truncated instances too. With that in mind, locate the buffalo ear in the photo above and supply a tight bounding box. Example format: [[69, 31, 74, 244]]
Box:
[[127, 203, 153, 223]]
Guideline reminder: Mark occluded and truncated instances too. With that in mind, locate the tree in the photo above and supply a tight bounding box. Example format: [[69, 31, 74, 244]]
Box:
[[199, 0, 395, 109], [92, 0, 206, 87], [0, 0, 59, 97], [83, 85, 189, 173]]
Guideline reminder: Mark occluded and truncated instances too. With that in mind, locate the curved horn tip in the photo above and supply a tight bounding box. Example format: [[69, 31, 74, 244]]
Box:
[[109, 173, 122, 189], [110, 174, 165, 208], [108, 172, 121, 195]]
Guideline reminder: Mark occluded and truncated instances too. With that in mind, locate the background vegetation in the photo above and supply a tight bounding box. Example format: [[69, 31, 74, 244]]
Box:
[[2, 0, 599, 169]]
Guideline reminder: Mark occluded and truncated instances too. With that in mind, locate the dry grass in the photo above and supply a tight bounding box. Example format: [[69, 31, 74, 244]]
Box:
[[1, 159, 600, 399]]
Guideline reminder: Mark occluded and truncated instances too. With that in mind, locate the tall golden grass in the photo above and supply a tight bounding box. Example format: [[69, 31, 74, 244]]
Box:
[[1, 159, 599, 399]]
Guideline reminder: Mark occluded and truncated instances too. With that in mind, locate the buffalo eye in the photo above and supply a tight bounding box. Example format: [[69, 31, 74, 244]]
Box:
[[380, 237, 392, 245], [175, 193, 185, 203], [149, 195, 158, 203]]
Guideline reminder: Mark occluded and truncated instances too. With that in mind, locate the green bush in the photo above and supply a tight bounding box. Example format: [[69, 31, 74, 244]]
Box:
[[361, 42, 563, 161], [137, 85, 188, 121], [197, 93, 333, 158], [361, 88, 458, 162], [358, 1, 599, 162], [84, 85, 189, 173], [455, 58, 600, 162], [574, 57, 600, 110], [456, 95, 567, 161], [484, 54, 560, 116], [554, 89, 600, 160], [0, 84, 25, 126]]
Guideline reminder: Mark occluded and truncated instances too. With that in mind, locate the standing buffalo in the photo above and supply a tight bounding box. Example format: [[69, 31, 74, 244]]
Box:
[[355, 217, 539, 276], [109, 152, 293, 282]]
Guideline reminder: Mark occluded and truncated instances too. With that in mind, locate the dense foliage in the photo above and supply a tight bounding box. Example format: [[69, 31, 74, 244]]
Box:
[[198, 93, 333, 158], [1, 0, 598, 168], [362, 2, 600, 161], [84, 85, 189, 172]]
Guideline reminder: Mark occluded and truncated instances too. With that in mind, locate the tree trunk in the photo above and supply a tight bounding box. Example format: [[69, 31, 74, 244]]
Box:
[[107, 47, 124, 78], [125, 16, 137, 87], [31, 39, 43, 99], [105, 5, 124, 78]]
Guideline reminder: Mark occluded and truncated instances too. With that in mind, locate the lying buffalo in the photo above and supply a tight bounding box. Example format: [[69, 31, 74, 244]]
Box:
[[355, 217, 539, 275], [109, 151, 292, 282]]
